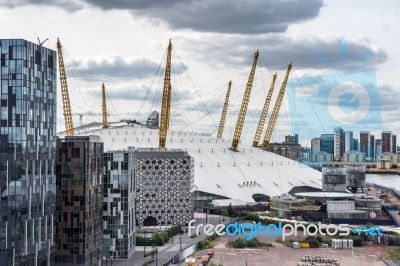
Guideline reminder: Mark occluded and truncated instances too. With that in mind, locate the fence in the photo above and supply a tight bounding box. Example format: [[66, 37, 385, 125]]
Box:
[[375, 234, 400, 246]]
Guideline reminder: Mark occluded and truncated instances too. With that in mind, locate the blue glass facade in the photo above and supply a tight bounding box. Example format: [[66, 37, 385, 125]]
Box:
[[0, 39, 57, 265], [320, 134, 334, 155]]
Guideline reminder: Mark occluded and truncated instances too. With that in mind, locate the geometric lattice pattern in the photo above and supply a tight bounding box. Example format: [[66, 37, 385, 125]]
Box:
[[134, 149, 194, 227]]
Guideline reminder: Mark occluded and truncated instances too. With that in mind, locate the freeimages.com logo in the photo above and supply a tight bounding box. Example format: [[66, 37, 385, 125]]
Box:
[[287, 39, 382, 143]]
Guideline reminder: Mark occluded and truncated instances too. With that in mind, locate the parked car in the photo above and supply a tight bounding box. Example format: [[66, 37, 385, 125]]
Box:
[[309, 241, 320, 248], [291, 242, 301, 249]]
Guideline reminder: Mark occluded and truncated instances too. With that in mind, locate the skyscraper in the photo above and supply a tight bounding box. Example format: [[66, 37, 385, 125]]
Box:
[[375, 139, 382, 159], [55, 136, 103, 265], [311, 138, 321, 154], [353, 138, 359, 151], [382, 131, 392, 153], [103, 148, 136, 260], [333, 127, 344, 159], [320, 134, 334, 155], [370, 134, 375, 159], [344, 130, 353, 153], [360, 131, 374, 158], [392, 134, 397, 154], [0, 39, 57, 265]]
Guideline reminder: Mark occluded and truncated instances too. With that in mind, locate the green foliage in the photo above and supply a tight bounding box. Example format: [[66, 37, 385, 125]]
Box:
[[152, 232, 166, 246], [240, 211, 251, 217], [227, 237, 271, 248], [239, 212, 260, 222], [231, 238, 247, 248], [196, 239, 214, 250], [169, 225, 182, 236], [136, 229, 177, 246], [365, 223, 374, 229], [220, 209, 230, 217], [346, 235, 363, 247]]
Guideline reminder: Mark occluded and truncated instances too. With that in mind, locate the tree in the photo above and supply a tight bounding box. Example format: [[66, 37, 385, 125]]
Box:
[[220, 209, 229, 217]]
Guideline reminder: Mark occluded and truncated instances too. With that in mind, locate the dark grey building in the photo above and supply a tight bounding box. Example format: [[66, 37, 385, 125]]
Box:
[[103, 148, 136, 260], [0, 39, 57, 265], [267, 142, 302, 161]]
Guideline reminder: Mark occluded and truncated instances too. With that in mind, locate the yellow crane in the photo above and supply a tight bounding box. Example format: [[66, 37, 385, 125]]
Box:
[[56, 38, 74, 136], [102, 82, 108, 128], [231, 50, 259, 151], [159, 40, 172, 148], [217, 80, 232, 139], [252, 73, 277, 147], [262, 63, 292, 149]]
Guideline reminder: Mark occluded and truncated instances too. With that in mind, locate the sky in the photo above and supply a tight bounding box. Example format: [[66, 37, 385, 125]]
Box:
[[0, 0, 399, 146]]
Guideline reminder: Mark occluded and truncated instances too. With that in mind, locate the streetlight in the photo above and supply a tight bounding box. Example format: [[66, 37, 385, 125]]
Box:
[[156, 247, 158, 266], [179, 229, 182, 252], [143, 229, 146, 257], [170, 215, 174, 244]]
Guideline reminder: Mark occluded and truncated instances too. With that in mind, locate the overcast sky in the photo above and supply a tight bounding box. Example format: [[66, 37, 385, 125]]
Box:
[[0, 0, 399, 145]]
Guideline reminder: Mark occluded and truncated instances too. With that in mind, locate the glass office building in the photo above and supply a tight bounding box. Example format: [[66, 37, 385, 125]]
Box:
[[320, 134, 334, 155], [103, 148, 136, 260], [0, 39, 57, 265]]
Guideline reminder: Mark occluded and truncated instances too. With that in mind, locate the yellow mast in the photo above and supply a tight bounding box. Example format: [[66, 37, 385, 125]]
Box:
[[217, 80, 232, 139], [262, 63, 292, 149], [159, 40, 172, 148], [102, 83, 108, 128], [252, 73, 277, 147], [166, 82, 171, 130], [56, 38, 74, 136], [231, 50, 259, 151]]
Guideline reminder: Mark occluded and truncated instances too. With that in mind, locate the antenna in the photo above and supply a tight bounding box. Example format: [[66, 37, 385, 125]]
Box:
[[37, 37, 49, 47]]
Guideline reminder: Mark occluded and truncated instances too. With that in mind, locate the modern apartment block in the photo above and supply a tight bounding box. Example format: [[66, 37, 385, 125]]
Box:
[[134, 148, 194, 227], [344, 130, 353, 153], [333, 127, 344, 159], [375, 139, 382, 159], [55, 136, 103, 265], [311, 138, 321, 154], [103, 148, 136, 260], [392, 134, 397, 154], [382, 131, 392, 153], [0, 39, 57, 265], [360, 131, 374, 159]]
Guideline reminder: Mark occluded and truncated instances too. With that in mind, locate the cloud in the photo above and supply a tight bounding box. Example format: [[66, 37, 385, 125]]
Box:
[[125, 0, 324, 34], [107, 84, 191, 103], [1, 0, 323, 35], [174, 33, 388, 70], [0, 0, 83, 11], [67, 54, 188, 80], [377, 84, 400, 112]]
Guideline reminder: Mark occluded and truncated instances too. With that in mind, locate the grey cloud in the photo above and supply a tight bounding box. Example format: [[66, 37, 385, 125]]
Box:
[[0, 0, 83, 11], [107, 84, 190, 103], [1, 0, 323, 34], [377, 84, 400, 112], [127, 0, 324, 34], [68, 55, 188, 80], [178, 34, 388, 70]]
